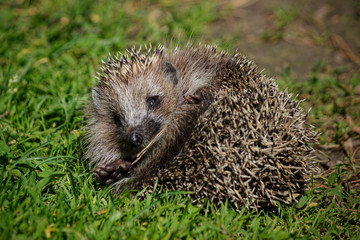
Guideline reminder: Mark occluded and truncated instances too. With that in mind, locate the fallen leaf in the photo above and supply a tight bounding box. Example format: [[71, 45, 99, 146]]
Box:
[[346, 115, 360, 135]]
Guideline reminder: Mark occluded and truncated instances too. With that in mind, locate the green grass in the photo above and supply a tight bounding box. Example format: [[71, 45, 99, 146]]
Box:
[[1, 0, 359, 239]]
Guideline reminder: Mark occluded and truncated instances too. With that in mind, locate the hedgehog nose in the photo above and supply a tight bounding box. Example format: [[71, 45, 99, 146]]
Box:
[[128, 132, 143, 146]]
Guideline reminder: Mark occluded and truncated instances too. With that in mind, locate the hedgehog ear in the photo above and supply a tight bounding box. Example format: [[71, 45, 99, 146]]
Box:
[[92, 87, 102, 109], [163, 62, 178, 85]]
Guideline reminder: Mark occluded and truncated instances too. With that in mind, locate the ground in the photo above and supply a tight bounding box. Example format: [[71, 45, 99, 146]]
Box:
[[0, 0, 359, 238]]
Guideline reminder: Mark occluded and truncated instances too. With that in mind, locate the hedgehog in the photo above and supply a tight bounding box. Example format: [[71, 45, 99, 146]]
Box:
[[85, 44, 318, 211]]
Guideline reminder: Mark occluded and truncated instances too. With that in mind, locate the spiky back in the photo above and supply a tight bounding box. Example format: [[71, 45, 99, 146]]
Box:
[[136, 54, 318, 211]]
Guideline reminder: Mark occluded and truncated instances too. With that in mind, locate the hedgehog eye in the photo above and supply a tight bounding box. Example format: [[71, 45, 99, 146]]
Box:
[[147, 96, 161, 109], [112, 112, 122, 127]]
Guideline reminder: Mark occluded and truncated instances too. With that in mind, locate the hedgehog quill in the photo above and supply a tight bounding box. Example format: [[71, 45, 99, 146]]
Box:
[[85, 44, 318, 211]]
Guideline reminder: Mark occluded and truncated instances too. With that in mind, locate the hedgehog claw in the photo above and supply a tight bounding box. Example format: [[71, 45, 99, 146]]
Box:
[[105, 179, 116, 185], [92, 172, 100, 180]]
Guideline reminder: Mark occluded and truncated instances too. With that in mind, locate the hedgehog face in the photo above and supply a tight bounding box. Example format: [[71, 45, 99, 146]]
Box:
[[90, 61, 179, 162]]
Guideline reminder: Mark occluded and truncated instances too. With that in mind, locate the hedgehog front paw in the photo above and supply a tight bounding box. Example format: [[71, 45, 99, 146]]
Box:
[[184, 89, 209, 104], [93, 159, 131, 185], [184, 94, 202, 104]]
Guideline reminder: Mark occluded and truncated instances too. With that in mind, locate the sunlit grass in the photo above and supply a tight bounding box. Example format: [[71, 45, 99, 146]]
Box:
[[0, 0, 359, 239]]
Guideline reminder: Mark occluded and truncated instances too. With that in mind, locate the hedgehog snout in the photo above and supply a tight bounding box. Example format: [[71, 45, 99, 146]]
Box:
[[127, 131, 143, 147]]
